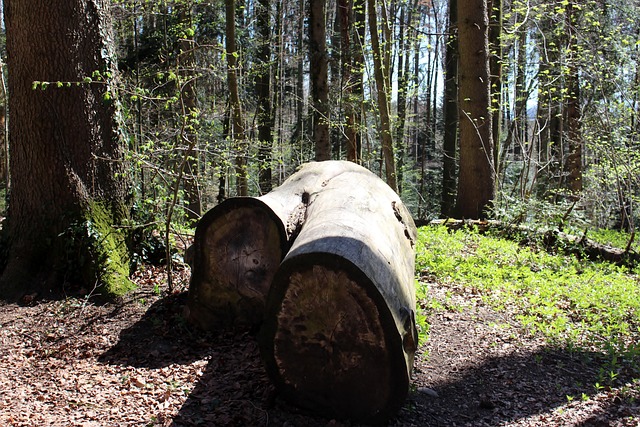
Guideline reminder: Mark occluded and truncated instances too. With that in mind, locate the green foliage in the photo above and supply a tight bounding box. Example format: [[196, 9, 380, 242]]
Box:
[[415, 225, 640, 364]]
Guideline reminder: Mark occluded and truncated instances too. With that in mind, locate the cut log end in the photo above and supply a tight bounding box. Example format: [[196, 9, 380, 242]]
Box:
[[187, 199, 287, 330], [261, 253, 409, 424]]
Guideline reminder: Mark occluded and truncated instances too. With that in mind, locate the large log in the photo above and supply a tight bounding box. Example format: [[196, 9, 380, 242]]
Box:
[[186, 161, 364, 329], [259, 161, 418, 424]]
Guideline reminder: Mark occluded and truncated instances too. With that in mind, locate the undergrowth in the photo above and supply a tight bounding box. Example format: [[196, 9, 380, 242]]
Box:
[[415, 225, 640, 372]]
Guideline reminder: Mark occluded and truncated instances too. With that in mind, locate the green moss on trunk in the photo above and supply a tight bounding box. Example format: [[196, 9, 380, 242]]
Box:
[[80, 200, 135, 297]]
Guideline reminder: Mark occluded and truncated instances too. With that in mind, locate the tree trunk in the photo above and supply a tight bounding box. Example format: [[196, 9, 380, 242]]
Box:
[[564, 0, 582, 194], [310, 0, 331, 160], [454, 0, 495, 219], [350, 0, 366, 162], [368, 0, 397, 191], [338, 0, 358, 162], [256, 0, 273, 194], [260, 161, 417, 424], [225, 0, 248, 196], [1, 0, 132, 300], [441, 0, 458, 218], [178, 7, 201, 221], [488, 0, 502, 179]]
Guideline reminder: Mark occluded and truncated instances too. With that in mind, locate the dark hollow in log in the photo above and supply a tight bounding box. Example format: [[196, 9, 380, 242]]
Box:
[[259, 161, 418, 424], [186, 197, 288, 330]]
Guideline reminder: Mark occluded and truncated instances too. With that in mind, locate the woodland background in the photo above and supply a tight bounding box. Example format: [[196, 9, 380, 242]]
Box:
[[0, 0, 638, 294]]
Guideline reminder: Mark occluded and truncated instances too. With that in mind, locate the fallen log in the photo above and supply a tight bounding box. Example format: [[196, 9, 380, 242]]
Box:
[[186, 161, 367, 330], [259, 161, 418, 424]]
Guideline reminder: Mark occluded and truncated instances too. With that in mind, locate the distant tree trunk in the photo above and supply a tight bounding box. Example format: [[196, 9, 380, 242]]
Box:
[[395, 3, 414, 195], [293, 0, 307, 151], [179, 7, 201, 221], [455, 0, 495, 219], [350, 0, 366, 162], [488, 0, 502, 179], [368, 0, 397, 191], [226, 0, 248, 196], [440, 0, 458, 218], [339, 0, 357, 162], [564, 0, 582, 194], [310, 0, 331, 160], [1, 0, 133, 299], [256, 0, 273, 194]]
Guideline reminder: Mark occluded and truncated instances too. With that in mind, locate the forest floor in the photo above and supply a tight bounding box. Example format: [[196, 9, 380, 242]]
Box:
[[1, 264, 639, 427]]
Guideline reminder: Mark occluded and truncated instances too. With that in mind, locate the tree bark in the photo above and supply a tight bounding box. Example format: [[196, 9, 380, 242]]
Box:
[[178, 6, 201, 221], [441, 0, 458, 218], [260, 161, 417, 424], [368, 0, 397, 191], [455, 0, 495, 219], [1, 0, 132, 300], [256, 0, 273, 194], [310, 0, 331, 161], [225, 0, 248, 196], [564, 0, 582, 194]]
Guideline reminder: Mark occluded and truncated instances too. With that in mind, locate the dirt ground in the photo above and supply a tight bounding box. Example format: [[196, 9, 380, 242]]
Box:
[[1, 266, 639, 426]]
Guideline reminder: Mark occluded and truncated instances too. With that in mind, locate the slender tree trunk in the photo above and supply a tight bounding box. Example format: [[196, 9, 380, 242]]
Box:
[[339, 0, 358, 162], [564, 0, 582, 194], [256, 0, 273, 193], [351, 0, 366, 161], [488, 0, 502, 182], [441, 0, 458, 217], [178, 7, 201, 221], [395, 4, 413, 195], [454, 0, 495, 219], [1, 0, 132, 299], [225, 0, 248, 195], [368, 0, 396, 191], [310, 0, 331, 160]]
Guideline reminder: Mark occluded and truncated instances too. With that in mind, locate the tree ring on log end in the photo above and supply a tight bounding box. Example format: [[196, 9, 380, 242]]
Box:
[[260, 253, 408, 424], [187, 198, 287, 330]]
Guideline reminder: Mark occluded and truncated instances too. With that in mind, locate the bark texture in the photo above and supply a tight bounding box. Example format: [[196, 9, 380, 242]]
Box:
[[455, 0, 495, 219], [310, 0, 330, 161], [1, 0, 132, 299]]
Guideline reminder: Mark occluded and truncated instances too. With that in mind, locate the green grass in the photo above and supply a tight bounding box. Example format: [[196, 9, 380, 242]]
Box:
[[415, 225, 640, 362]]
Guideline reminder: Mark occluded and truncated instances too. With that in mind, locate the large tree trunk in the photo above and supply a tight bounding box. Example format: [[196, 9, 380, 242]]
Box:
[[0, 0, 132, 300], [455, 0, 495, 219], [260, 161, 417, 424]]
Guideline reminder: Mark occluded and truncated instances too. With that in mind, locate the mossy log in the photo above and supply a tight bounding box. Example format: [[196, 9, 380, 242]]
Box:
[[259, 161, 418, 424], [186, 161, 361, 330]]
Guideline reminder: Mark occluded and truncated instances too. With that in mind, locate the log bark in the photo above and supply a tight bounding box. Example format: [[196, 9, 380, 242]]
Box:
[[259, 161, 418, 424]]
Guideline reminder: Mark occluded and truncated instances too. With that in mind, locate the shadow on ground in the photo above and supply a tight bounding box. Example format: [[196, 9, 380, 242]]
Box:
[[99, 295, 639, 426]]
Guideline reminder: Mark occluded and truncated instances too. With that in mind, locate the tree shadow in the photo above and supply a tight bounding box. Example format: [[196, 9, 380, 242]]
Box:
[[98, 292, 212, 369], [99, 296, 639, 426], [396, 347, 639, 426]]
